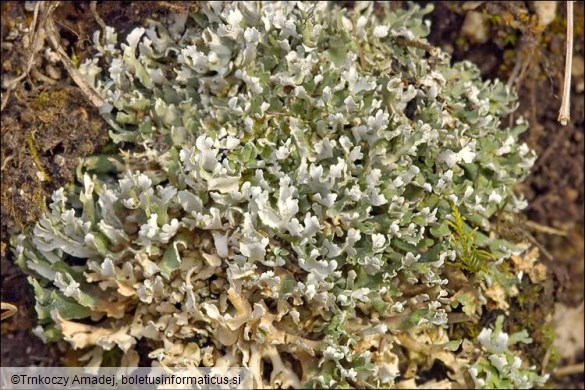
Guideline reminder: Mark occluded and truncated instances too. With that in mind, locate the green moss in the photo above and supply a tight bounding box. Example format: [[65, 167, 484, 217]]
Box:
[[26, 131, 51, 183]]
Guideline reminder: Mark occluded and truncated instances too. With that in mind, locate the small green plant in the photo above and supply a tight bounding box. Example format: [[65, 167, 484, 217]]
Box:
[[447, 203, 493, 274]]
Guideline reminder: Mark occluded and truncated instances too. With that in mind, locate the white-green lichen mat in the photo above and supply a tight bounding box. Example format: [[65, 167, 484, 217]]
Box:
[[15, 2, 548, 388]]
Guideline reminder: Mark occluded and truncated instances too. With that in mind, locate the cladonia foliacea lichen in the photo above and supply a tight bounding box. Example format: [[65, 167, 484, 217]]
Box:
[[13, 2, 549, 388]]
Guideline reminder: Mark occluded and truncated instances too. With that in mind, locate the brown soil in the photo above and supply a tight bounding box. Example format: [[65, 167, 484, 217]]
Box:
[[1, 1, 583, 387], [1, 1, 110, 367]]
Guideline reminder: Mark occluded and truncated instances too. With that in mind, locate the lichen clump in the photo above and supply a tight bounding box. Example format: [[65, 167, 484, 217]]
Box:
[[15, 2, 547, 388]]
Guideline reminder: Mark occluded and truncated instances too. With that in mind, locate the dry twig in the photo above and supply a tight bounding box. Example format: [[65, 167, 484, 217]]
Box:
[[554, 362, 585, 377], [90, 1, 107, 30], [2, 2, 106, 111], [42, 2, 105, 108], [558, 1, 574, 125], [0, 2, 43, 112], [524, 220, 568, 236]]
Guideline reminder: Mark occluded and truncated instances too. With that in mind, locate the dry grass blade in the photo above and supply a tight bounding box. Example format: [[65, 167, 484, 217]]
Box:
[[1, 302, 18, 321]]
